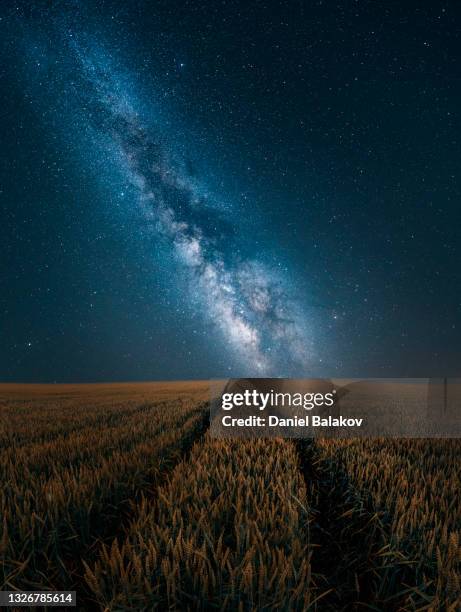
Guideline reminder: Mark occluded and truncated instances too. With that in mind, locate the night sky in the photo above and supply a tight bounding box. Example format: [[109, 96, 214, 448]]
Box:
[[1, 1, 460, 382]]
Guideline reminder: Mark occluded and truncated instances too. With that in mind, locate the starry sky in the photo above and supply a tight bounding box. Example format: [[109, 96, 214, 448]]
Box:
[[1, 1, 460, 382]]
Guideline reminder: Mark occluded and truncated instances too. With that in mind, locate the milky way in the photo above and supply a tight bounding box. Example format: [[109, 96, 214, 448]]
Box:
[[67, 36, 313, 375], [3, 2, 460, 383]]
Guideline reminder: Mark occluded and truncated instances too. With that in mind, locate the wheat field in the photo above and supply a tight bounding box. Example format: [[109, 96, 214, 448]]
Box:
[[0, 382, 459, 610]]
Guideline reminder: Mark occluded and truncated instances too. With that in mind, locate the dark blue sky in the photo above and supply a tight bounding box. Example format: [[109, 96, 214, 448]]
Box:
[[1, 1, 460, 382]]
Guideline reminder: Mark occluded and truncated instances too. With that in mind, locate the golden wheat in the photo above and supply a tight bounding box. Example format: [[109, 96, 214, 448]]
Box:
[[316, 438, 461, 609], [0, 384, 208, 591], [1, 383, 459, 610], [86, 436, 320, 611]]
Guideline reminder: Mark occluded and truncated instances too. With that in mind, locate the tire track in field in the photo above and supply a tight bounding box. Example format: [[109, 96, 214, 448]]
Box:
[[84, 436, 319, 610], [65, 403, 210, 611], [295, 440, 386, 611]]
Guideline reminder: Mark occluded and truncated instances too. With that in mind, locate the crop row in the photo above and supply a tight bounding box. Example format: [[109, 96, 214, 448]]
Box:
[[1, 398, 208, 592], [315, 438, 461, 609], [85, 437, 322, 611], [0, 383, 207, 447]]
